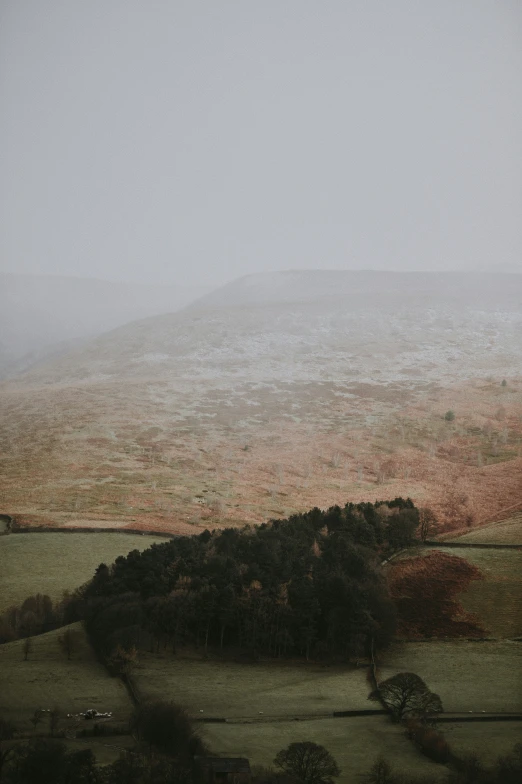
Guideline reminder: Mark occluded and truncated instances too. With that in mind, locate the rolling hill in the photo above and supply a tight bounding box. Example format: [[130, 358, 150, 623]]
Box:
[[1, 270, 521, 532], [0, 272, 211, 378]]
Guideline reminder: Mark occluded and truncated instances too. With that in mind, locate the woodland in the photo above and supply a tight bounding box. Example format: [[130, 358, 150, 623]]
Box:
[[68, 499, 421, 663]]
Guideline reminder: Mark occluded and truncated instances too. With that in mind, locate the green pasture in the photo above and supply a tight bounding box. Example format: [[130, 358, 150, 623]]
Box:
[[203, 716, 448, 784], [443, 721, 522, 767], [0, 532, 168, 611], [424, 545, 522, 639], [380, 641, 522, 714], [133, 653, 371, 719], [448, 515, 522, 545], [0, 623, 133, 729]]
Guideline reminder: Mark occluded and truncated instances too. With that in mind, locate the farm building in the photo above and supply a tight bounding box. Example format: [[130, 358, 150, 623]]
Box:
[[196, 756, 251, 784]]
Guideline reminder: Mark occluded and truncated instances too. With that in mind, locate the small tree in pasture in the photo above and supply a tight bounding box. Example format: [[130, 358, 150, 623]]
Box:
[[30, 709, 45, 735], [58, 628, 78, 660], [23, 636, 33, 661], [49, 707, 62, 737], [19, 610, 38, 638], [365, 757, 396, 784]]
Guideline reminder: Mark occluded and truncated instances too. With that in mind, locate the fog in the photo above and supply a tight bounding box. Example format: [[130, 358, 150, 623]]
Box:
[[1, 0, 521, 288]]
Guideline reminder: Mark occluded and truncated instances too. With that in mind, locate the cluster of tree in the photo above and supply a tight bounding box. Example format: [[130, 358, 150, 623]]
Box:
[[0, 702, 206, 784], [18, 627, 81, 664], [0, 594, 72, 645], [0, 739, 206, 784], [71, 499, 421, 662]]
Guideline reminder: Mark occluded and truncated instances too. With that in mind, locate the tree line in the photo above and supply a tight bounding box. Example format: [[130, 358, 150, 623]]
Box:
[[0, 593, 70, 645], [1, 705, 521, 784]]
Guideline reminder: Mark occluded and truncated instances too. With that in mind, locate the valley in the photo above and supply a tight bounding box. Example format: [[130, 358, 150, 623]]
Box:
[[1, 271, 521, 782]]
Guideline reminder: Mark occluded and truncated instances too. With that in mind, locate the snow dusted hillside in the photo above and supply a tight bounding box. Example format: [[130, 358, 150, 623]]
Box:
[[14, 271, 522, 387], [1, 271, 521, 533]]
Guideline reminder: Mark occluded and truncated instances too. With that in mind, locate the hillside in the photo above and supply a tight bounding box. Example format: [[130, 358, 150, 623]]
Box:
[[1, 270, 521, 532], [0, 273, 211, 378]]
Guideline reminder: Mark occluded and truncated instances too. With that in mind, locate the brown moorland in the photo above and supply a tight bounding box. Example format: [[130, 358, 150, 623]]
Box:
[[1, 272, 521, 534], [2, 378, 520, 535], [388, 550, 486, 638]]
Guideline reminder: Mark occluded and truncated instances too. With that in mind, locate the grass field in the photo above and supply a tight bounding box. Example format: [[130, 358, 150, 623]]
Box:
[[0, 623, 133, 729], [448, 514, 522, 544], [0, 532, 168, 611], [133, 653, 371, 719], [202, 716, 448, 784], [62, 736, 135, 766], [443, 721, 522, 767], [425, 546, 522, 638], [379, 641, 522, 713]]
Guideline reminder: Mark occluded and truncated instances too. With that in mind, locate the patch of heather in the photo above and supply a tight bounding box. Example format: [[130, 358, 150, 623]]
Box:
[[388, 551, 486, 638]]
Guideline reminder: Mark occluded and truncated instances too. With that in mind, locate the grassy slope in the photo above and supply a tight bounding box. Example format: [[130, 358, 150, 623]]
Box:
[[134, 651, 448, 783], [452, 548, 522, 639], [203, 717, 448, 784], [446, 514, 522, 544], [443, 722, 522, 767], [133, 653, 371, 718], [390, 543, 522, 639], [380, 641, 522, 713], [0, 532, 168, 611], [0, 623, 133, 729]]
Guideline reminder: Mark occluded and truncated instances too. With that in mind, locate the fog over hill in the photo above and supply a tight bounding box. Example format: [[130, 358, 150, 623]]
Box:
[[196, 270, 522, 309], [0, 273, 211, 378], [15, 270, 522, 387]]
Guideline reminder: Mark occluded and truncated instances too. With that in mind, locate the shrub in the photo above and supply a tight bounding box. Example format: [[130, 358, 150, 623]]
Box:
[[444, 410, 455, 422], [404, 719, 451, 763], [131, 701, 204, 761]]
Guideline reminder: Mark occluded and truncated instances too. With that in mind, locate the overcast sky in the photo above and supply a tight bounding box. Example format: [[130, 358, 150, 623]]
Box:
[[1, 1, 521, 287]]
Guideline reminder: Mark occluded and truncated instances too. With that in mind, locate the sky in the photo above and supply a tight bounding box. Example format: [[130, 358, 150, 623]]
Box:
[[0, 0, 521, 288]]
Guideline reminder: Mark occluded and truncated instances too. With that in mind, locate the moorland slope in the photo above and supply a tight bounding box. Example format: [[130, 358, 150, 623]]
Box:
[[1, 271, 521, 532]]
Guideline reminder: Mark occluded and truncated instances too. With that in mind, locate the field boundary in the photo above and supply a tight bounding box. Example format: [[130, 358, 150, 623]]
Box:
[[423, 541, 521, 550], [8, 522, 176, 539]]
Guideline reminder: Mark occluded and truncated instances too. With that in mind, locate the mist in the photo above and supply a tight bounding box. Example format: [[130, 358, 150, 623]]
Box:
[[1, 0, 521, 287]]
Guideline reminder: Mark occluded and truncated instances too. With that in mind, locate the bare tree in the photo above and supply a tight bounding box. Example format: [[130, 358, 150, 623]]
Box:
[[58, 628, 78, 660], [274, 742, 340, 784], [418, 508, 438, 542], [30, 709, 45, 735], [365, 757, 397, 784], [22, 637, 33, 661]]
